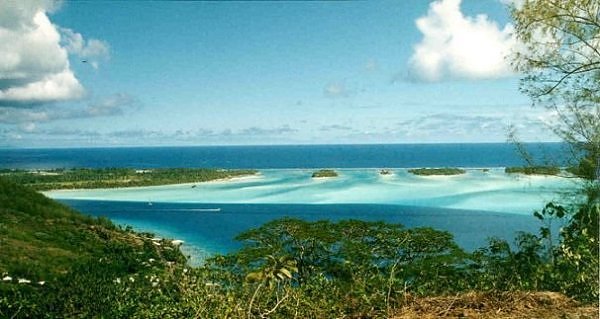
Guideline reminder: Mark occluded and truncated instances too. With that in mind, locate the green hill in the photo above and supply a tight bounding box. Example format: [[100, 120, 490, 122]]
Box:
[[0, 177, 186, 318]]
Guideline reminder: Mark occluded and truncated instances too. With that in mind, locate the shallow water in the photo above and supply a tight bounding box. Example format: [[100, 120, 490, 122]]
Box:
[[47, 168, 575, 215], [47, 168, 575, 264]]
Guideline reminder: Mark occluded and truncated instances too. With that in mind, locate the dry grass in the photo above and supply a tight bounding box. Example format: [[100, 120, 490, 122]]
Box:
[[394, 291, 599, 319]]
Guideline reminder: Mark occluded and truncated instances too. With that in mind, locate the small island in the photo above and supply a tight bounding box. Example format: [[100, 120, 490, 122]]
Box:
[[0, 168, 257, 191], [408, 167, 466, 176], [379, 169, 393, 175], [505, 166, 561, 176], [311, 169, 338, 178]]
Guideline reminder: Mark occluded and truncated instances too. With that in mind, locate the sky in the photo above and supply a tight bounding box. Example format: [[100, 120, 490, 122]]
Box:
[[0, 0, 560, 148]]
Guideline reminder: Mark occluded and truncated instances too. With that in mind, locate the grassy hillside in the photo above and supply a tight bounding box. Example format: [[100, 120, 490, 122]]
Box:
[[0, 177, 187, 318]]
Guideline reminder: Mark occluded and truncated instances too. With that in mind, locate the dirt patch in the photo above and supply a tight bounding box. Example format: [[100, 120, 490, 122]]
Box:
[[394, 291, 598, 319]]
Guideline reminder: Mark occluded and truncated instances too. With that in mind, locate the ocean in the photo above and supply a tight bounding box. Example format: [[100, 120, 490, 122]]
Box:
[[2, 143, 573, 263], [0, 143, 568, 169]]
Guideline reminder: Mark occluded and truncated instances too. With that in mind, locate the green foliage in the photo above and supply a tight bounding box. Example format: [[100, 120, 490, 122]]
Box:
[[508, 0, 599, 300], [509, 0, 599, 303], [200, 219, 471, 317], [471, 234, 547, 291], [408, 167, 466, 176], [510, 0, 600, 181], [547, 183, 599, 302], [566, 157, 599, 180], [505, 166, 561, 176], [1, 175, 598, 317], [471, 183, 599, 302], [0, 168, 257, 191], [311, 169, 338, 178], [0, 177, 187, 318]]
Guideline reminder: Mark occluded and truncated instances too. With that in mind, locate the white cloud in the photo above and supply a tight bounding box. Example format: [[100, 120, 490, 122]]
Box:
[[85, 93, 137, 117], [0, 0, 61, 29], [19, 122, 36, 133], [393, 110, 557, 142], [324, 82, 350, 98], [61, 27, 109, 69], [0, 93, 138, 125], [0, 69, 83, 104], [409, 0, 515, 81], [0, 1, 105, 106]]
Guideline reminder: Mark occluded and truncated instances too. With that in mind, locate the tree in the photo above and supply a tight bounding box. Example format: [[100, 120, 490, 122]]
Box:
[[509, 0, 599, 301], [510, 0, 599, 180]]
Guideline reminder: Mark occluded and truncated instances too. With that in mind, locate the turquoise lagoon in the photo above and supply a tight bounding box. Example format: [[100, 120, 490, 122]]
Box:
[[47, 168, 577, 264], [47, 168, 574, 214]]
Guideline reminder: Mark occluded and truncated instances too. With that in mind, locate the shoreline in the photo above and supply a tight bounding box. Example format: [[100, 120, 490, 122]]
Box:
[[40, 172, 262, 194], [41, 167, 573, 193], [42, 169, 575, 214]]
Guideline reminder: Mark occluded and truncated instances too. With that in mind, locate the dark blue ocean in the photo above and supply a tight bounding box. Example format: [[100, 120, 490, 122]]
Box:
[[2, 143, 568, 261], [0, 143, 568, 169]]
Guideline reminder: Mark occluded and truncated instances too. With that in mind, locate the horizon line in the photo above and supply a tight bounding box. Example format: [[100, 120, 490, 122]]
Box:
[[0, 141, 565, 150]]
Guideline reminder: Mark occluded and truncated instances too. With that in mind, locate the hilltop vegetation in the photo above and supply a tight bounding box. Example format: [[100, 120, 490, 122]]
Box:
[[0, 168, 256, 191]]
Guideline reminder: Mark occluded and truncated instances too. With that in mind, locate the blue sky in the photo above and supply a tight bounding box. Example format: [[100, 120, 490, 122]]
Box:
[[0, 0, 558, 147]]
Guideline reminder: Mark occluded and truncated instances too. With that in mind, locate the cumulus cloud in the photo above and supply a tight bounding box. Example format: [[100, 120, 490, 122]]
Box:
[[0, 69, 83, 105], [0, 93, 139, 127], [0, 1, 86, 106], [60, 27, 110, 69], [409, 0, 515, 81], [0, 0, 61, 29], [0, 0, 110, 108]]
